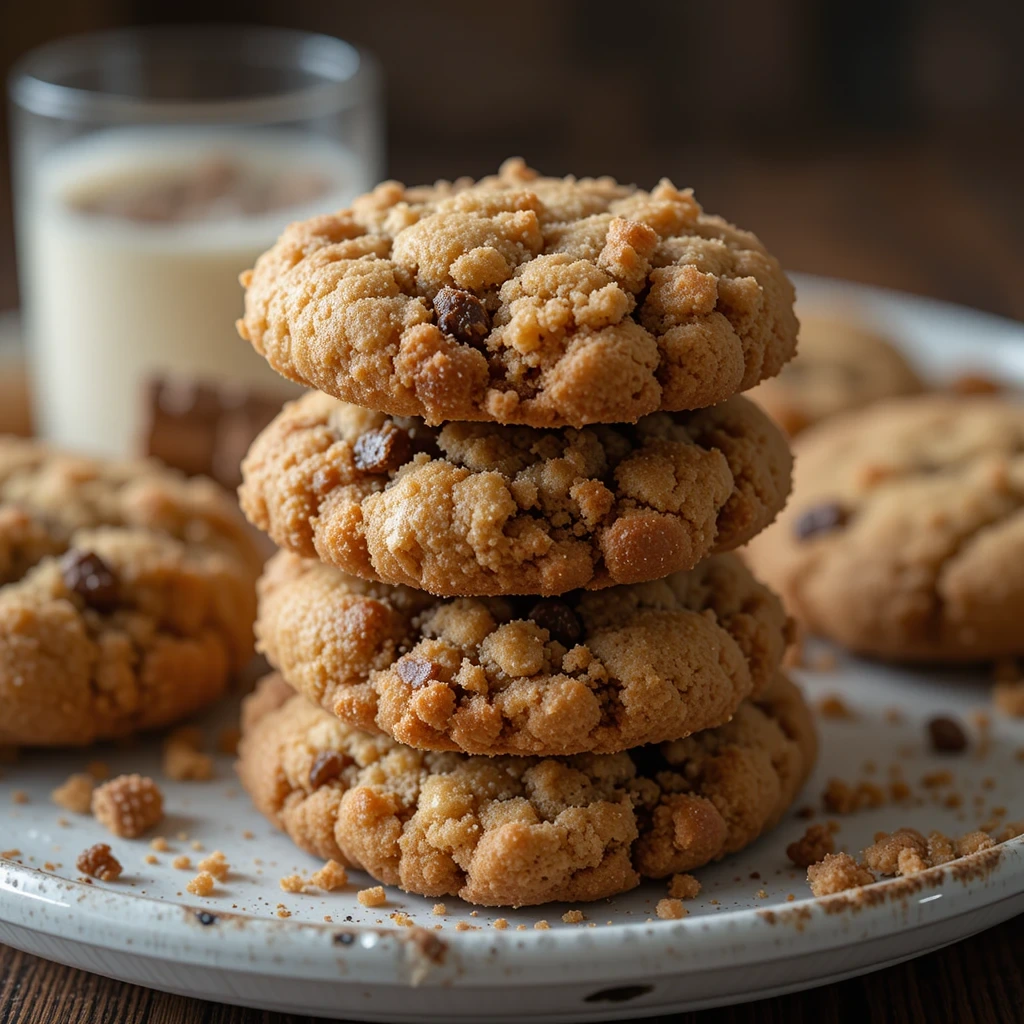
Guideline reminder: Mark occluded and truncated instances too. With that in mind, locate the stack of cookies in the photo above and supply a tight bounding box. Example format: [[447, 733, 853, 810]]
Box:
[[233, 160, 817, 907]]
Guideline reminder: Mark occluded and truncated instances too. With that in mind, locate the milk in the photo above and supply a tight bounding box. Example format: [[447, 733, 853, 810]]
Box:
[[17, 129, 370, 457]]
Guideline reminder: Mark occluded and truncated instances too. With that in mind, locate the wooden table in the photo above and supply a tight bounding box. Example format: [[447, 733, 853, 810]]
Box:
[[1, 139, 1022, 1022]]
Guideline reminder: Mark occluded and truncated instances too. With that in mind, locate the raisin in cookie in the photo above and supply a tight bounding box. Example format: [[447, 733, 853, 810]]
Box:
[[240, 390, 791, 596], [255, 549, 791, 756], [0, 437, 261, 745], [745, 395, 1024, 660], [749, 311, 923, 435], [237, 671, 816, 907], [237, 159, 798, 428]]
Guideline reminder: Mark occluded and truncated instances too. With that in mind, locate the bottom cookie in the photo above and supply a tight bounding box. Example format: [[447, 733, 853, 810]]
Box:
[[237, 672, 816, 907]]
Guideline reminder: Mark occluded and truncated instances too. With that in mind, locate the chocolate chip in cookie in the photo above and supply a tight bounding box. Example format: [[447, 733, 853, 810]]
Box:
[[526, 600, 583, 647], [353, 423, 412, 474], [432, 287, 490, 346], [60, 550, 120, 612], [308, 750, 351, 789], [793, 503, 849, 540]]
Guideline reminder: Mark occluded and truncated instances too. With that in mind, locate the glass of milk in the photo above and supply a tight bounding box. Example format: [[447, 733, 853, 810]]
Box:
[[9, 27, 382, 457]]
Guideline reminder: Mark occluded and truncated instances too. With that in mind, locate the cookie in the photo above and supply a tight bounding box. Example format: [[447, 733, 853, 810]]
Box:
[[237, 158, 798, 428], [750, 311, 922, 436], [239, 390, 791, 597], [254, 549, 790, 755], [0, 437, 261, 745], [237, 671, 816, 907], [744, 395, 1024, 660]]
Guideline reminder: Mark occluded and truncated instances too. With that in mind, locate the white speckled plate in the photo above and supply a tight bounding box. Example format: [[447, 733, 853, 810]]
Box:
[[2, 277, 1024, 1022]]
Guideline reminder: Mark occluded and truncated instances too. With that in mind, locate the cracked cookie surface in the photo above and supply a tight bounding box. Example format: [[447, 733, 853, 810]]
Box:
[[749, 312, 923, 436], [744, 395, 1024, 659], [0, 437, 261, 745], [240, 390, 791, 596], [237, 671, 816, 907], [255, 550, 790, 756], [238, 159, 798, 428]]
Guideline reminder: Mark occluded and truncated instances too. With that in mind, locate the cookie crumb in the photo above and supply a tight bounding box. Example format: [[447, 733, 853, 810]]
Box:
[[279, 874, 306, 893], [755, 888, 768, 899], [786, 824, 836, 868], [816, 694, 855, 719], [51, 773, 95, 814], [432, 903, 447, 917], [668, 873, 701, 900], [92, 774, 164, 837], [927, 715, 968, 753], [956, 831, 995, 857], [921, 770, 953, 788], [994, 679, 1024, 717], [186, 871, 215, 896], [149, 837, 169, 852], [310, 859, 348, 891], [11, 789, 28, 805], [533, 920, 550, 930], [172, 855, 191, 870], [144, 854, 158, 865], [197, 851, 229, 881], [163, 729, 214, 782], [276, 905, 291, 919], [391, 912, 414, 927], [493, 918, 508, 930], [241, 830, 254, 840], [807, 853, 875, 897], [561, 910, 585, 924], [863, 829, 928, 875], [357, 886, 386, 908], [1, 849, 20, 858], [76, 843, 122, 882], [655, 898, 688, 920]]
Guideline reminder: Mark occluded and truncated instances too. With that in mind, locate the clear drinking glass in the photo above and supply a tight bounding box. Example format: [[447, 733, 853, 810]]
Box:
[[9, 26, 382, 457]]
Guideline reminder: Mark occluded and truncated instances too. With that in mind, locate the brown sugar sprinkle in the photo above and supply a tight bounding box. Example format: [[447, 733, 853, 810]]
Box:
[[815, 694, 855, 720], [310, 860, 348, 891], [11, 790, 28, 805], [172, 855, 192, 870], [279, 874, 306, 893], [807, 853, 874, 897], [655, 898, 688, 920], [197, 851, 229, 881], [493, 918, 508, 930], [76, 843, 123, 882], [357, 886, 387, 908], [217, 726, 242, 756], [786, 824, 836, 868], [668, 873, 701, 900], [92, 774, 164, 838], [51, 773, 95, 814], [561, 910, 585, 924], [186, 872, 215, 896], [432, 903, 447, 917], [927, 715, 968, 754]]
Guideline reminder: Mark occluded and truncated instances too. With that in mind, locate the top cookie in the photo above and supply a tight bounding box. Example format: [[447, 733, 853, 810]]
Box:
[[238, 159, 798, 427], [0, 437, 262, 745], [744, 395, 1024, 660], [749, 311, 923, 436]]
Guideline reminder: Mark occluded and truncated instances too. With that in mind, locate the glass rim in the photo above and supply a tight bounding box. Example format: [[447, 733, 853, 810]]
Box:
[[8, 24, 379, 123]]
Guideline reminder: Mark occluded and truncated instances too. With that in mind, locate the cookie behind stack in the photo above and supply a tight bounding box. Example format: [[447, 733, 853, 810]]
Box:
[[233, 161, 815, 906]]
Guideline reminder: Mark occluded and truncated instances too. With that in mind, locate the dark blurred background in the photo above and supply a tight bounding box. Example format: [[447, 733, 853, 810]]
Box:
[[2, 0, 1023, 317]]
